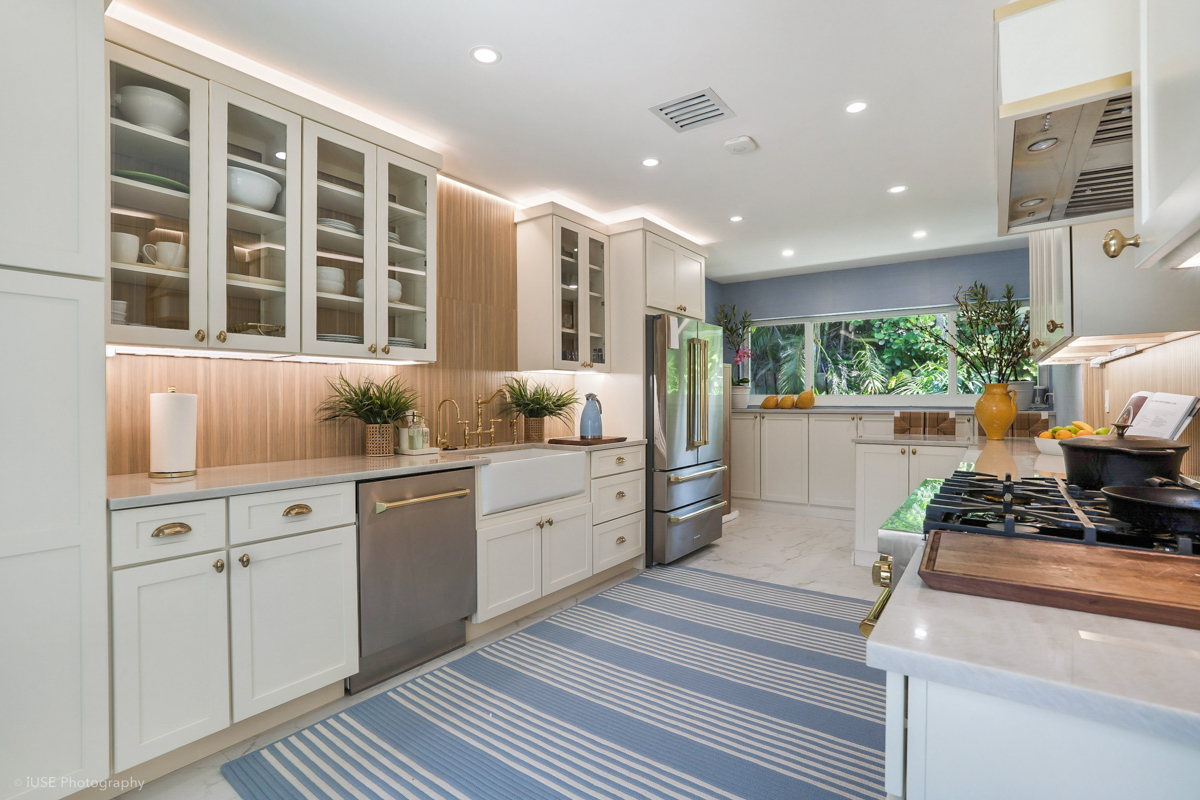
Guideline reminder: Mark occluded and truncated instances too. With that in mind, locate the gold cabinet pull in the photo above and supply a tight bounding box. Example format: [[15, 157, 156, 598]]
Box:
[[213, 558, 225, 573], [1046, 319, 1064, 333], [545, 517, 554, 526], [668, 464, 727, 483], [282, 504, 312, 517], [615, 456, 626, 465], [615, 536, 627, 545], [668, 500, 727, 524], [216, 330, 227, 343], [238, 553, 250, 568], [368, 343, 377, 354], [151, 522, 191, 538], [616, 491, 626, 499], [194, 329, 205, 342], [374, 488, 470, 514], [536, 519, 545, 530], [382, 344, 391, 354], [1103, 229, 1140, 258]]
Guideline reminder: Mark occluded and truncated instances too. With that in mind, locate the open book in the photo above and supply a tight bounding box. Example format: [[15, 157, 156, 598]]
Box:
[[1121, 392, 1200, 440]]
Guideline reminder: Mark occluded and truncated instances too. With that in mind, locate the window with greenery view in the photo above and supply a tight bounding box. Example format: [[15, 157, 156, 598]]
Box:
[[750, 324, 804, 394]]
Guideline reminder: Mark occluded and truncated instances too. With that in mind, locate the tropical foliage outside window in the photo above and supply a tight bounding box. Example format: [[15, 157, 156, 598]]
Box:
[[750, 324, 805, 394]]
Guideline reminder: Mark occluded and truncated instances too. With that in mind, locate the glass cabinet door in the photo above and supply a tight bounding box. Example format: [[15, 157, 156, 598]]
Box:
[[106, 45, 209, 347], [375, 149, 437, 361], [208, 84, 300, 352], [301, 120, 377, 358], [585, 230, 610, 373], [553, 219, 609, 372]]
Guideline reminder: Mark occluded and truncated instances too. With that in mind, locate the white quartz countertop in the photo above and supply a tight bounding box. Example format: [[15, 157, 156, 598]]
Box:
[[108, 439, 645, 509], [856, 434, 1067, 481], [867, 544, 1200, 747]]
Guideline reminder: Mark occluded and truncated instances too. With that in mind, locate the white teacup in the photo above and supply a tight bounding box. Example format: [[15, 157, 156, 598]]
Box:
[[111, 232, 139, 264], [143, 242, 187, 269]]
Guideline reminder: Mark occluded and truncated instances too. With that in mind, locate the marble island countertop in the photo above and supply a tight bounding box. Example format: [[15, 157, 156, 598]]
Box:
[[108, 439, 646, 509], [867, 543, 1200, 748]]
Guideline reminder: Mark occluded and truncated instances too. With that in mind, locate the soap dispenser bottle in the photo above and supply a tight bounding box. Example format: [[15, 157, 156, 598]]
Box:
[[580, 393, 603, 440]]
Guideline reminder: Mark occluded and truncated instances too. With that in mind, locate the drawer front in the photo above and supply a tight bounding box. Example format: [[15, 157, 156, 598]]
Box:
[[591, 471, 646, 525], [593, 513, 645, 572], [229, 482, 355, 545], [590, 445, 645, 478], [111, 499, 227, 567]]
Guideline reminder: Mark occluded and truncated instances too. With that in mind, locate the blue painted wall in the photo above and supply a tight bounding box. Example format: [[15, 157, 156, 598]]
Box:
[[706, 248, 1029, 323]]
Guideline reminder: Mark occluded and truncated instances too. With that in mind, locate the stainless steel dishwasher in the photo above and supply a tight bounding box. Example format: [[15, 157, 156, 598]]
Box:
[[349, 468, 476, 694]]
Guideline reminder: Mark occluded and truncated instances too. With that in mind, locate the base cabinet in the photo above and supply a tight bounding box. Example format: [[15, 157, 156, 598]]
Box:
[[475, 515, 543, 622], [910, 446, 968, 488], [230, 525, 358, 722], [730, 413, 761, 499], [809, 415, 858, 508], [111, 554, 230, 772], [761, 415, 809, 504], [542, 505, 593, 595]]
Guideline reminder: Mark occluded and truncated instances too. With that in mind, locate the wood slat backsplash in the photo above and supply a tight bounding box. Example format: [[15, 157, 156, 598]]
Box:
[[106, 178, 573, 475], [1084, 333, 1200, 476]]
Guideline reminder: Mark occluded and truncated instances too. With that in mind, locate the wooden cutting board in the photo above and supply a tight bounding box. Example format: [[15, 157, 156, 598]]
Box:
[[919, 530, 1200, 629], [545, 435, 628, 446]]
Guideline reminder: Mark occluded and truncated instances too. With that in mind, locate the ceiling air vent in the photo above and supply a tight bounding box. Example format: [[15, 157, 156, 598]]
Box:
[[650, 88, 736, 132]]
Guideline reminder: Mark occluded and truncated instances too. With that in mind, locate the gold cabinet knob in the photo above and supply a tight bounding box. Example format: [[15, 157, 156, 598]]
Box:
[[912, 447, 918, 454], [536, 519, 545, 529], [901, 448, 907, 455], [216, 330, 227, 343], [681, 305, 687, 312], [1103, 229, 1141, 258], [238, 553, 250, 568], [1030, 338, 1046, 348], [194, 329, 206, 342], [615, 456, 626, 464], [615, 536, 627, 545], [368, 343, 377, 354], [382, 344, 391, 354], [1046, 319, 1064, 333], [858, 415, 863, 420], [545, 517, 554, 526], [616, 491, 626, 499], [282, 504, 312, 517], [213, 558, 225, 573]]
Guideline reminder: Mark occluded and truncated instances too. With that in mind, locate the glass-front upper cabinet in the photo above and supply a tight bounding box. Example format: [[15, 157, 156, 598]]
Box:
[[208, 84, 301, 353], [375, 149, 437, 361], [106, 45, 209, 347], [301, 120, 378, 359], [554, 218, 609, 372]]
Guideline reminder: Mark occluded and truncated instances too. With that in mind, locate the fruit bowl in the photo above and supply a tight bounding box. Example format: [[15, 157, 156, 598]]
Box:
[[1034, 436, 1063, 455]]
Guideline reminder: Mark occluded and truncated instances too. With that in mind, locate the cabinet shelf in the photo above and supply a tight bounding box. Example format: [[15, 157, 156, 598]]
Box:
[[227, 153, 285, 178], [387, 202, 426, 224], [314, 291, 364, 312], [387, 242, 425, 257], [225, 274, 285, 299], [111, 118, 190, 173], [389, 265, 426, 277], [315, 224, 364, 255], [111, 175, 190, 219], [315, 180, 364, 217], [388, 302, 427, 316], [110, 261, 190, 289], [227, 204, 285, 235]]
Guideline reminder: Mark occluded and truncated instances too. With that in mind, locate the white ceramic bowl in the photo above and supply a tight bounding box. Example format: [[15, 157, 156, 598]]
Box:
[[1034, 436, 1063, 455], [227, 166, 283, 212], [316, 280, 345, 294], [355, 279, 365, 299], [111, 300, 128, 313], [316, 266, 345, 282], [115, 85, 189, 136], [353, 279, 402, 302]]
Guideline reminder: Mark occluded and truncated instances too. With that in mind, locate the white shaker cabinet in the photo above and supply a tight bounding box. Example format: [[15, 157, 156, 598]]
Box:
[[475, 516, 542, 622], [1132, 0, 1200, 270], [909, 446, 969, 490], [761, 415, 809, 504], [856, 414, 896, 438], [645, 231, 705, 318], [541, 505, 593, 596], [809, 415, 858, 509], [111, 554, 230, 772], [854, 444, 913, 566], [0, 269, 107, 800], [229, 525, 358, 722], [730, 413, 761, 500]]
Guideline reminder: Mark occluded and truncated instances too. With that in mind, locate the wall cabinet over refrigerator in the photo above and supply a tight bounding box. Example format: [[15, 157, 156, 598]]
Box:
[[516, 204, 611, 372], [644, 231, 705, 318]]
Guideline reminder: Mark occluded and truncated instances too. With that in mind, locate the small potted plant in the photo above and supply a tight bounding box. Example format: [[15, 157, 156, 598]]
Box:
[[502, 377, 579, 443], [316, 373, 419, 457], [716, 303, 754, 409]]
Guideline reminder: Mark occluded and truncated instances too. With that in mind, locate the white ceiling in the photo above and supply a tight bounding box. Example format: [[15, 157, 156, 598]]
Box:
[[113, 0, 1028, 282]]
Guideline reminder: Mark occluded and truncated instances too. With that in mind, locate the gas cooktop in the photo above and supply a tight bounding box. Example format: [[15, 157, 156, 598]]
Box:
[[924, 470, 1198, 555]]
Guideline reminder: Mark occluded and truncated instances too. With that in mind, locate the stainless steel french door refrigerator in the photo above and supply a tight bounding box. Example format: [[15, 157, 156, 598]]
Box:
[[645, 314, 726, 564]]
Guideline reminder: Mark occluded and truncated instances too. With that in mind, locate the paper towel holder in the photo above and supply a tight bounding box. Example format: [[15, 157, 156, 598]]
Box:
[[149, 385, 198, 479]]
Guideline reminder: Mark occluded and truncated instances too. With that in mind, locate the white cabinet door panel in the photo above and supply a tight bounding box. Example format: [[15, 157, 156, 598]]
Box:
[[855, 445, 911, 559], [230, 525, 358, 722], [809, 415, 857, 508], [475, 517, 541, 623], [909, 447, 969, 492], [112, 554, 230, 772], [542, 505, 592, 595], [857, 414, 896, 438], [761, 415, 809, 504], [645, 234, 676, 313], [730, 414, 760, 499], [675, 248, 705, 318]]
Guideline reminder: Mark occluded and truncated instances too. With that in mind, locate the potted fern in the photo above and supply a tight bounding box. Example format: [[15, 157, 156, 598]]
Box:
[[502, 377, 579, 443], [316, 373, 419, 456]]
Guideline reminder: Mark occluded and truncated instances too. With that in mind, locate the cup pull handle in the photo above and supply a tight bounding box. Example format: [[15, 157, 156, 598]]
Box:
[[151, 522, 191, 538], [615, 536, 627, 545], [282, 504, 312, 517]]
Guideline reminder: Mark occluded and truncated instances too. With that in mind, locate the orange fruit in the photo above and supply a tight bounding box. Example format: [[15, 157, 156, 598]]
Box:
[[1038, 431, 1053, 439], [1055, 429, 1074, 440]]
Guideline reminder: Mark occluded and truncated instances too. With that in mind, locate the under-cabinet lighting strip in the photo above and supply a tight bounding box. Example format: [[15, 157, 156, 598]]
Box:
[[106, 344, 419, 366]]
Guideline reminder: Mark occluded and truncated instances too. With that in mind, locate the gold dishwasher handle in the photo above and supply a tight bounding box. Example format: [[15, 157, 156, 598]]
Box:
[[151, 522, 192, 538], [668, 465, 728, 483], [375, 488, 471, 514], [668, 500, 727, 523], [282, 504, 312, 517]]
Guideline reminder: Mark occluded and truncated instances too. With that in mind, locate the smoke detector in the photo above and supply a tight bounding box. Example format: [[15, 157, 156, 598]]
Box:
[[724, 135, 757, 154]]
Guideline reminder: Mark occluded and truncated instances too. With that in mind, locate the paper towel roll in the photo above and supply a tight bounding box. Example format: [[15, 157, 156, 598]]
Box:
[[150, 388, 197, 477]]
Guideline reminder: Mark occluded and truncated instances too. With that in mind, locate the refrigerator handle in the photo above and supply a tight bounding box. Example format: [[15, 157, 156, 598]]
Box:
[[687, 337, 710, 448]]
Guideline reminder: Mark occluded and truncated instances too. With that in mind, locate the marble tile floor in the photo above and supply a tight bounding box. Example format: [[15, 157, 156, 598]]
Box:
[[121, 508, 873, 799]]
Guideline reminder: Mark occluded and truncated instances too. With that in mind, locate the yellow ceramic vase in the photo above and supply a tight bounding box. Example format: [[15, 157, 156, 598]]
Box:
[[975, 383, 1017, 440], [796, 389, 815, 409]]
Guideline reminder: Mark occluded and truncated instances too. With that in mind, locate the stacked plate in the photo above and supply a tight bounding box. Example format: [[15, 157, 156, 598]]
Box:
[[111, 300, 127, 325], [388, 337, 416, 349], [316, 218, 358, 234], [316, 333, 362, 343]]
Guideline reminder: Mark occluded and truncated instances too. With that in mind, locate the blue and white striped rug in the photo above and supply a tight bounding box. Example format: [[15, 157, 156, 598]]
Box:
[[222, 566, 885, 800]]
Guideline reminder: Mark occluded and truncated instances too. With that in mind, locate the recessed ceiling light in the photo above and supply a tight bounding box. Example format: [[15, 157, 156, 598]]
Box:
[[470, 46, 501, 64], [641, 158, 660, 167], [275, 151, 286, 160], [782, 249, 795, 257], [1027, 137, 1059, 152], [1019, 198, 1045, 207], [913, 230, 927, 239], [845, 101, 867, 114], [887, 185, 908, 194], [729, 215, 743, 222]]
